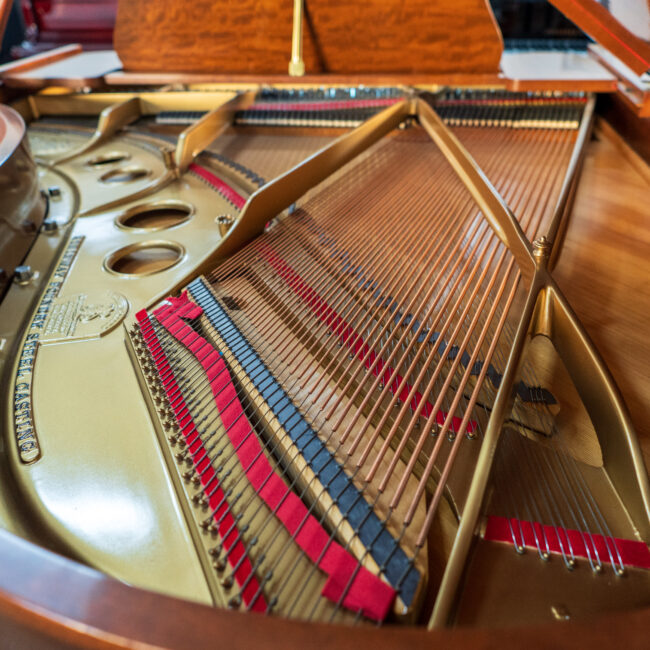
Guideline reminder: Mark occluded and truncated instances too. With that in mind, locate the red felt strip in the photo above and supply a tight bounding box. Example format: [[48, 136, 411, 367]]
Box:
[[151, 293, 395, 621], [438, 97, 588, 106], [136, 309, 267, 612], [257, 242, 476, 434], [189, 163, 247, 210], [484, 516, 650, 570]]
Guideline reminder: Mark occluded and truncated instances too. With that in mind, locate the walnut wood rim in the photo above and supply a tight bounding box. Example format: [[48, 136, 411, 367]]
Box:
[[0, 528, 649, 649]]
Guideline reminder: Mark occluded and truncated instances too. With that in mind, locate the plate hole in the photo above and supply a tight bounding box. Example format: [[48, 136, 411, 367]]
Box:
[[105, 242, 183, 276], [100, 167, 150, 184], [86, 151, 130, 166], [116, 201, 193, 231]]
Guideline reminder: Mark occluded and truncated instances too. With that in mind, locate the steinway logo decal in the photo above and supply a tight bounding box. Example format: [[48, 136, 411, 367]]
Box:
[[13, 235, 84, 463]]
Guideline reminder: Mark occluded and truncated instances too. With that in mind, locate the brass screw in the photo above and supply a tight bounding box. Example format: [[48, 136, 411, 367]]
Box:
[[551, 604, 570, 621], [216, 215, 235, 237], [532, 236, 552, 261]]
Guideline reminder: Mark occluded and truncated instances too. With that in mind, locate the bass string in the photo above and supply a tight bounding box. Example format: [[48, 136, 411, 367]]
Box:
[[210, 132, 478, 446], [210, 134, 442, 326], [148, 317, 387, 621], [361, 228, 503, 486], [297, 177, 472, 396], [210, 124, 524, 584], [229, 119, 560, 568], [332, 112, 580, 556], [416, 270, 523, 546], [257, 151, 466, 396], [191, 136, 438, 400], [216, 147, 460, 440], [184, 177, 446, 612], [177, 135, 456, 496], [403, 254, 519, 524], [209, 127, 413, 280]]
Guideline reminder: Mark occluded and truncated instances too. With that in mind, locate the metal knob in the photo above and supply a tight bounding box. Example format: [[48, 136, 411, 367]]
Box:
[[14, 265, 34, 284], [42, 219, 59, 233], [216, 215, 234, 237]]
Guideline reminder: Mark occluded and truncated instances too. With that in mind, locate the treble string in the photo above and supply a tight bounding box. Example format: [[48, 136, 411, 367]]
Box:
[[137, 102, 590, 619]]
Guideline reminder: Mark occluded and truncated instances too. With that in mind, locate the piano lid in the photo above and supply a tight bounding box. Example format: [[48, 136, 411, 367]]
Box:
[[113, 0, 504, 75], [547, 0, 650, 74]]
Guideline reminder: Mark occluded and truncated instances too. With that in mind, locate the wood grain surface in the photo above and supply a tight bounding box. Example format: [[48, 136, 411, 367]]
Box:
[[549, 0, 650, 75], [1, 525, 650, 650], [554, 119, 650, 465], [0, 44, 82, 78], [113, 0, 503, 75]]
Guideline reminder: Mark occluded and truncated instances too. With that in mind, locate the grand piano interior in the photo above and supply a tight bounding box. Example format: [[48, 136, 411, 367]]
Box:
[[0, 0, 649, 647]]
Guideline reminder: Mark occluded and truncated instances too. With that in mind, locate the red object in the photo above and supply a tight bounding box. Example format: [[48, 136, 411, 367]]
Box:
[[559, 0, 650, 71], [136, 309, 267, 612], [151, 292, 396, 621], [188, 163, 247, 210], [23, 1, 117, 49], [484, 516, 650, 570]]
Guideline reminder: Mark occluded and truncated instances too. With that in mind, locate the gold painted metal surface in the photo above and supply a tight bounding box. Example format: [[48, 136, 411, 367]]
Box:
[[533, 278, 650, 540], [456, 540, 650, 626], [547, 95, 596, 270], [429, 269, 542, 628], [174, 91, 257, 173], [52, 97, 143, 164], [420, 99, 649, 625], [289, 0, 306, 76], [15, 90, 241, 122]]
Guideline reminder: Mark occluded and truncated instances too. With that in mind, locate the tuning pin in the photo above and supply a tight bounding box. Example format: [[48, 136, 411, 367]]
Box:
[[227, 595, 242, 609]]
